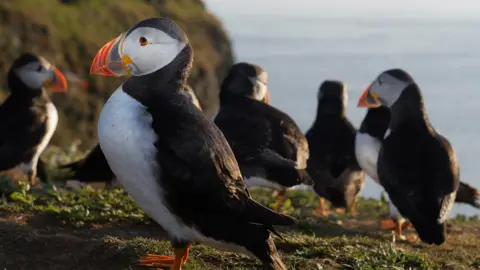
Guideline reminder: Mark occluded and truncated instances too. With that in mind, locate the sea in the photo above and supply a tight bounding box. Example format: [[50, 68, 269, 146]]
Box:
[[204, 0, 480, 216]]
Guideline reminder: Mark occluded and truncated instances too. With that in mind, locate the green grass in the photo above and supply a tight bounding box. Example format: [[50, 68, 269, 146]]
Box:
[[1, 170, 479, 269]]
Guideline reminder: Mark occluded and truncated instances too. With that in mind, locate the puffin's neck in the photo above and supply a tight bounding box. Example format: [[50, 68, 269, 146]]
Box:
[[389, 83, 431, 132], [313, 101, 346, 127], [123, 45, 193, 105]]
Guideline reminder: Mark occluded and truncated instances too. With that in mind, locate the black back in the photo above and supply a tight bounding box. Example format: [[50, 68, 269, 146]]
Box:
[[0, 54, 52, 170], [306, 81, 364, 208], [378, 84, 460, 245], [60, 144, 115, 184], [120, 41, 295, 265], [215, 91, 311, 188]]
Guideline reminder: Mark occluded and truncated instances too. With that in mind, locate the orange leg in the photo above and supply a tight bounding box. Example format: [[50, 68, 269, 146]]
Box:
[[138, 244, 190, 270], [312, 198, 331, 217], [334, 208, 345, 214], [379, 219, 397, 230], [138, 254, 175, 269], [396, 220, 418, 243], [273, 189, 286, 212]]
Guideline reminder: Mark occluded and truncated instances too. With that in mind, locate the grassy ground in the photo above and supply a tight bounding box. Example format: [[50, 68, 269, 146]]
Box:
[[0, 174, 479, 270]]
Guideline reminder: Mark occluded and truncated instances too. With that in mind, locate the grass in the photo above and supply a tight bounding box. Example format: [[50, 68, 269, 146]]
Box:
[[1, 168, 479, 269]]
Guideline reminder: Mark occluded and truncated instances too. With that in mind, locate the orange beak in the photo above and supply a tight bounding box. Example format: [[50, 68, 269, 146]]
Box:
[[357, 84, 381, 108], [90, 33, 130, 77], [45, 68, 68, 92]]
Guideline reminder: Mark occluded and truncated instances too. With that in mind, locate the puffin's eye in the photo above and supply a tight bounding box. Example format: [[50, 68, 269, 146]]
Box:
[[36, 65, 44, 72], [139, 36, 149, 46]]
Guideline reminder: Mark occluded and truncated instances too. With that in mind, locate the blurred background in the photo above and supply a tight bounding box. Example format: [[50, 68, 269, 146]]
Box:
[[1, 0, 479, 215]]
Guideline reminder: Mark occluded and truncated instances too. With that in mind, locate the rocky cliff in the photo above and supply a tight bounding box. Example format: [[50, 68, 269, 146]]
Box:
[[0, 0, 234, 149]]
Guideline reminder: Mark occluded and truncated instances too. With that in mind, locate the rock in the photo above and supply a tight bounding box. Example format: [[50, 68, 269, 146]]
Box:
[[0, 0, 234, 149]]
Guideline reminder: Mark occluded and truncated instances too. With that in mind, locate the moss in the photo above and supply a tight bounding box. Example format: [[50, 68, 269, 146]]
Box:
[[0, 0, 233, 149]]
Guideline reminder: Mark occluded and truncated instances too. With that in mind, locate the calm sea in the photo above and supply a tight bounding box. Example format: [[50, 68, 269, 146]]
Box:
[[205, 1, 480, 216]]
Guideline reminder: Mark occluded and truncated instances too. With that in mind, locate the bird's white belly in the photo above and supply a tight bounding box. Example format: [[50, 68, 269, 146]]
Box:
[[97, 89, 251, 254], [15, 102, 58, 174], [355, 132, 381, 184]]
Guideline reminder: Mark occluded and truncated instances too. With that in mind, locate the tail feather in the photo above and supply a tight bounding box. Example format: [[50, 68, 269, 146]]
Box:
[[247, 198, 297, 227], [456, 181, 480, 209]]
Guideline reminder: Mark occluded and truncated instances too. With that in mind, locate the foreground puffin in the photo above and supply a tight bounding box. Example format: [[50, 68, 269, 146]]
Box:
[[306, 80, 365, 216], [356, 106, 480, 239], [90, 18, 295, 269], [60, 85, 200, 190], [0, 53, 67, 185], [357, 68, 460, 245], [214, 62, 312, 212]]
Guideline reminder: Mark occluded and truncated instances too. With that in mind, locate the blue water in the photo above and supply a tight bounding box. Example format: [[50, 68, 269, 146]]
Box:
[[204, 2, 480, 216]]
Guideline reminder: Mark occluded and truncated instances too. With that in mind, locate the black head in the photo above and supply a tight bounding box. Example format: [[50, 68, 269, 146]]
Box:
[[358, 68, 416, 108], [316, 80, 347, 116], [90, 17, 191, 78], [219, 62, 269, 104], [8, 53, 67, 96]]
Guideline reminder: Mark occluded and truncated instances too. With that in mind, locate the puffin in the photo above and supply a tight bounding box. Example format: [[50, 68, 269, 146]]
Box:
[[0, 53, 67, 185], [90, 18, 295, 270], [356, 106, 480, 239], [213, 62, 312, 212], [306, 80, 365, 216], [60, 84, 201, 190], [357, 68, 460, 245]]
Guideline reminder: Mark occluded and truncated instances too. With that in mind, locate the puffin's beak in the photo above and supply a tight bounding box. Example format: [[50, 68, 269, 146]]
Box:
[[90, 33, 131, 77], [44, 68, 68, 92], [357, 84, 381, 108], [264, 89, 270, 104]]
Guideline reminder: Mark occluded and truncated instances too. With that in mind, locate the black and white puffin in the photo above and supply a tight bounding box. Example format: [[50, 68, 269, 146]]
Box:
[[60, 85, 200, 190], [306, 80, 365, 216], [90, 18, 295, 270], [356, 106, 480, 239], [0, 53, 67, 185], [213, 62, 312, 212], [357, 68, 460, 245]]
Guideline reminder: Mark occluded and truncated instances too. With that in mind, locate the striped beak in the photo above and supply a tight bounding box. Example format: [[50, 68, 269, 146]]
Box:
[[90, 33, 131, 77]]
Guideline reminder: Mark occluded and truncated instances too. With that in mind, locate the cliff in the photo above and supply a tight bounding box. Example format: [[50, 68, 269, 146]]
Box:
[[0, 0, 234, 149]]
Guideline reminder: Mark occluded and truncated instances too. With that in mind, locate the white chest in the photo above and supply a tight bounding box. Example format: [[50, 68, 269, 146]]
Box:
[[354, 132, 381, 184], [97, 88, 200, 241], [17, 102, 58, 171]]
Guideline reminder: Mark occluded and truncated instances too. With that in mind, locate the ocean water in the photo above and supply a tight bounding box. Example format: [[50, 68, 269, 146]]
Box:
[[204, 1, 480, 216]]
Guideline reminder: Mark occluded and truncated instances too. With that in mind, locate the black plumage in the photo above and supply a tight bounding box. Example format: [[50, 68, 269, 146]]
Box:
[[60, 144, 115, 188], [214, 62, 312, 211], [93, 18, 295, 269], [59, 85, 200, 190], [360, 69, 460, 245], [358, 106, 480, 209], [306, 80, 365, 215], [0, 53, 66, 185]]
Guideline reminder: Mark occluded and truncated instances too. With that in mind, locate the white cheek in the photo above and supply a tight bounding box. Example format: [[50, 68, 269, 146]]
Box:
[[253, 81, 267, 101], [131, 42, 186, 76], [15, 70, 46, 89]]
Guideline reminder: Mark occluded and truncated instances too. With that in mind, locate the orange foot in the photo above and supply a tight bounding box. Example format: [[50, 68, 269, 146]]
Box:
[[399, 234, 419, 243], [312, 208, 331, 217], [138, 254, 175, 269], [379, 219, 397, 230], [334, 208, 345, 214]]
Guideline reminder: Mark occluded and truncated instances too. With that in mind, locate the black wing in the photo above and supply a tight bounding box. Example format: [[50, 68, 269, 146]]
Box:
[[149, 96, 296, 227], [378, 129, 459, 244], [0, 96, 47, 170], [214, 99, 309, 175]]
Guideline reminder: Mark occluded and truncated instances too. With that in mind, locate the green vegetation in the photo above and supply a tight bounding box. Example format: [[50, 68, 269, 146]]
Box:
[[0, 0, 233, 149], [1, 168, 479, 269]]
